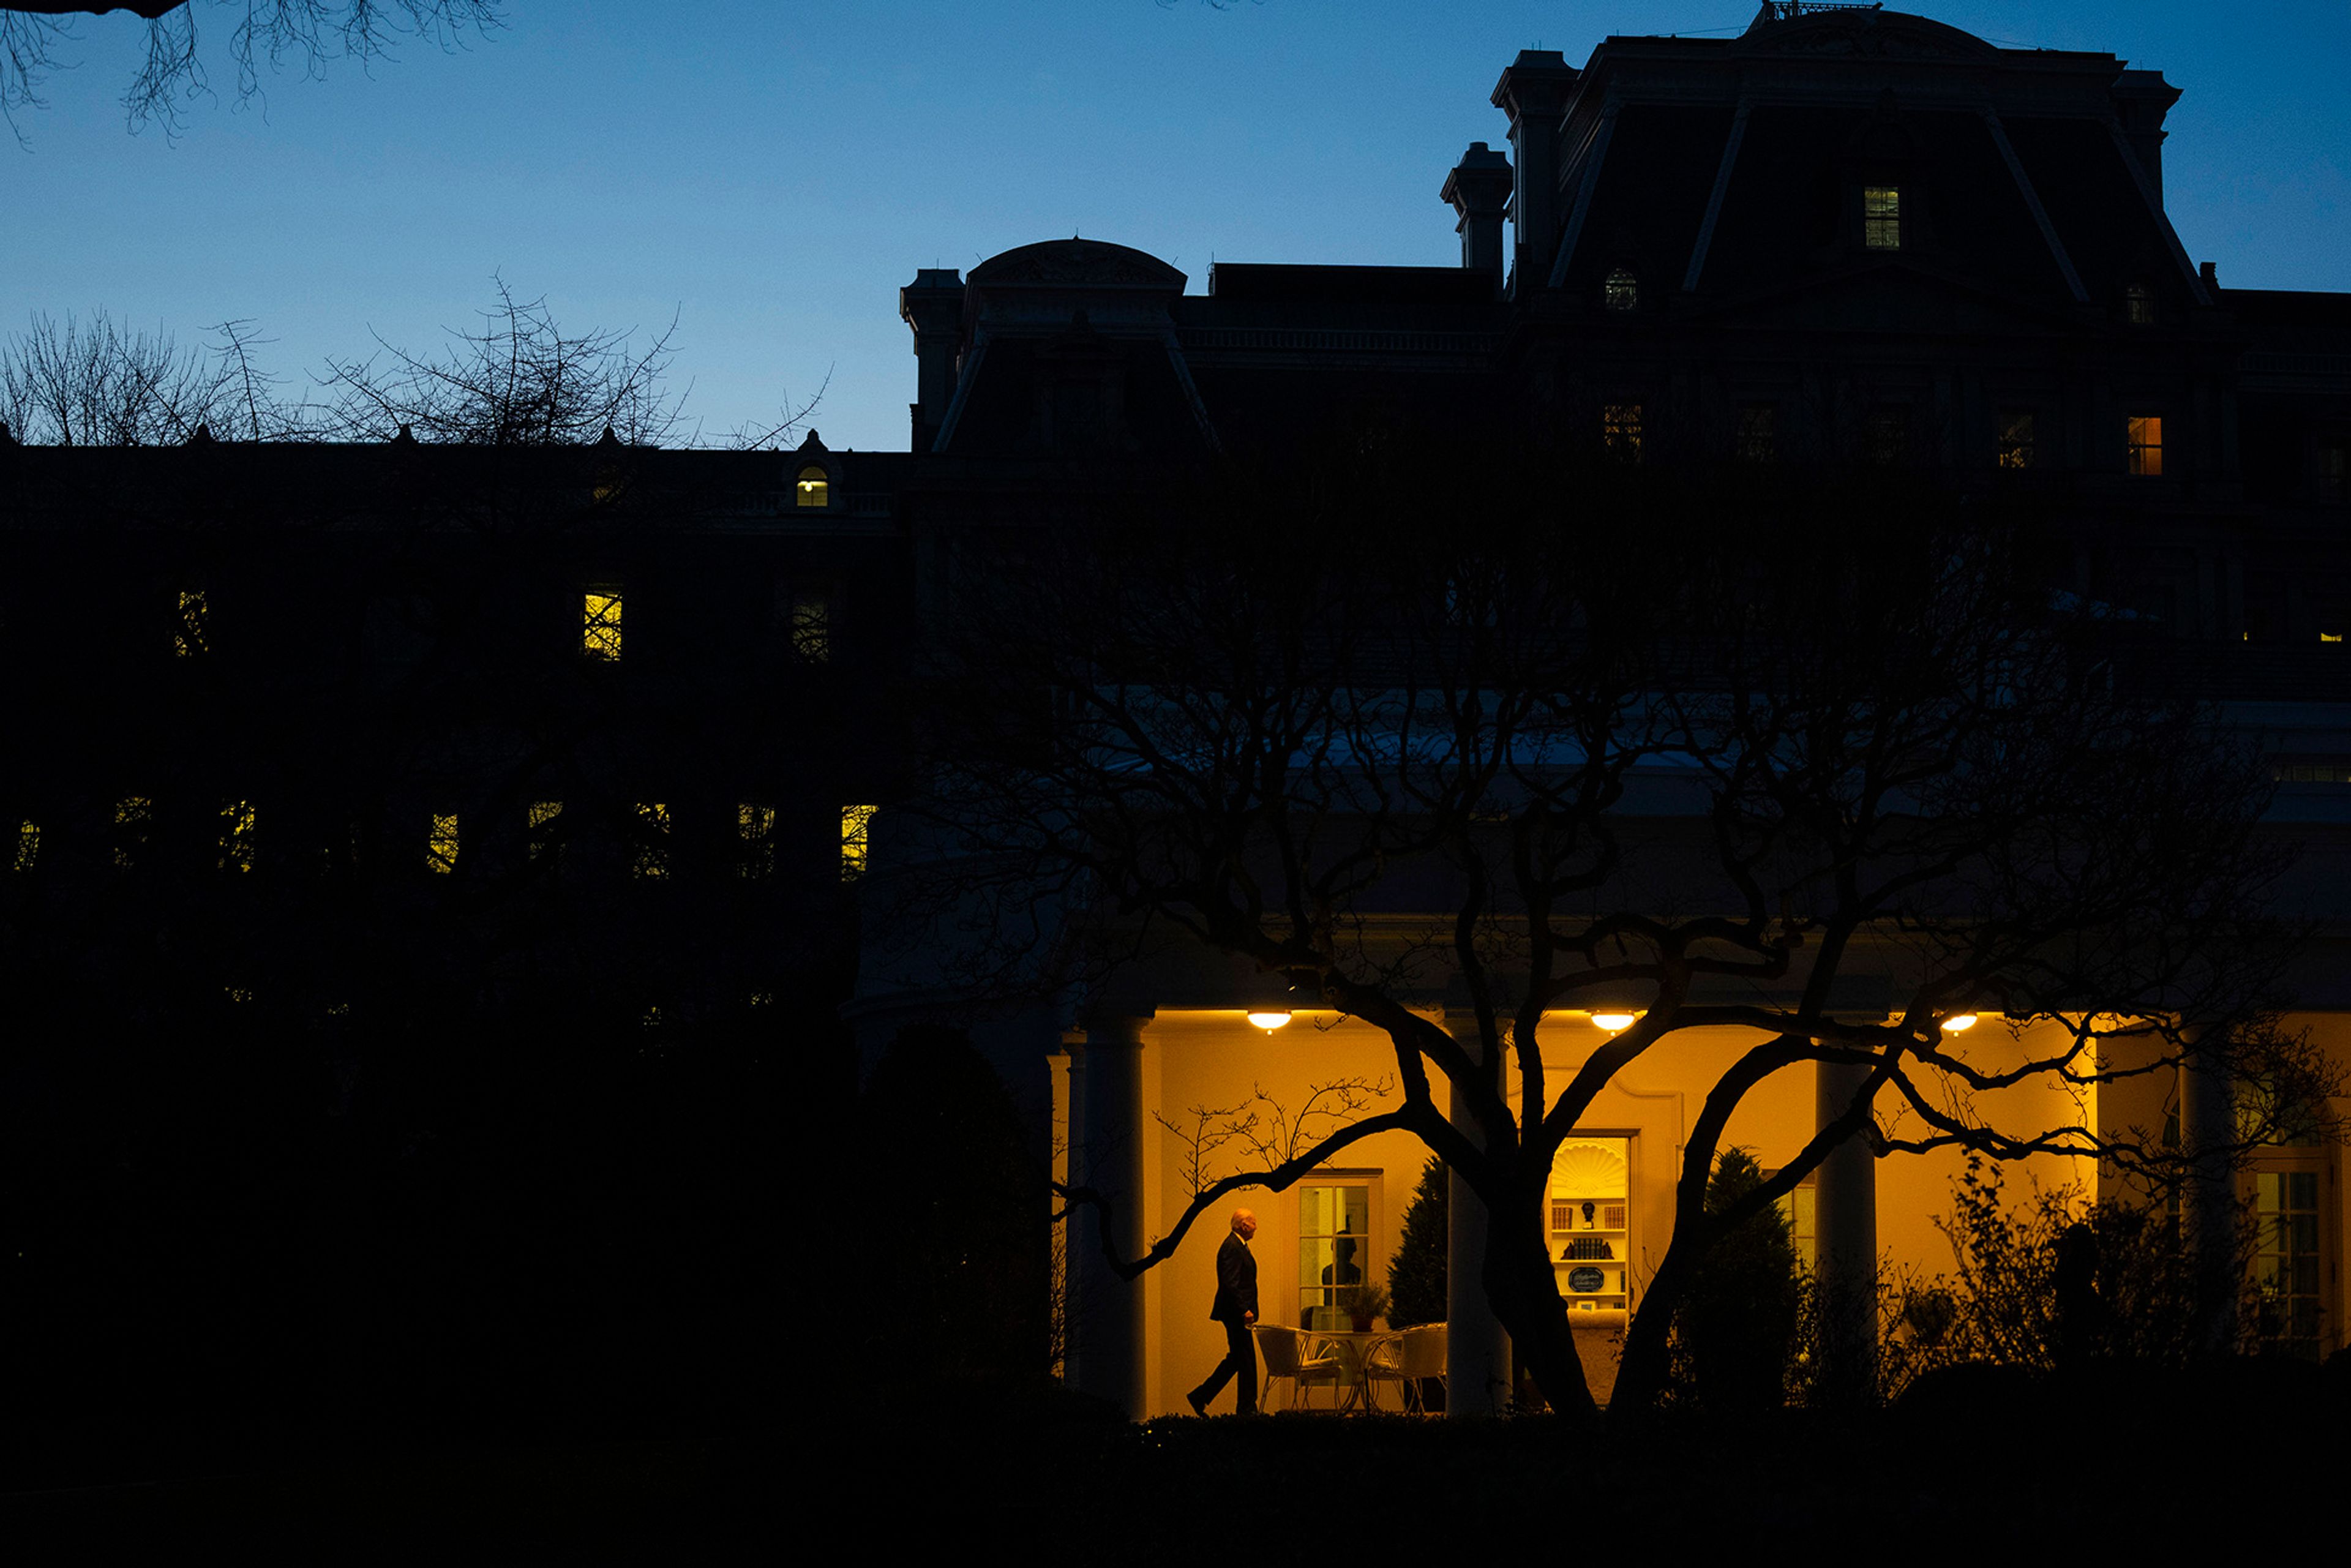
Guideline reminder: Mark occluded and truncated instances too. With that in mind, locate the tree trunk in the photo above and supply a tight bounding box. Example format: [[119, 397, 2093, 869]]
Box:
[[1485, 1193, 1600, 1421], [1607, 1242, 1692, 1419]]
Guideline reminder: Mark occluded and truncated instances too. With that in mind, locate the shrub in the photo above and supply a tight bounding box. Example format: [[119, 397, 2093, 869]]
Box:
[[1387, 1159, 1447, 1329], [1676, 1148, 1801, 1410]]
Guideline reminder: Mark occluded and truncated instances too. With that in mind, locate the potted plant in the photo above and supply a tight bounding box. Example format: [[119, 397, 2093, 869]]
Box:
[[1343, 1283, 1390, 1334]]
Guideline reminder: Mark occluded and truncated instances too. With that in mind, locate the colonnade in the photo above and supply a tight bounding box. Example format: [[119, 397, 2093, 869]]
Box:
[[1061, 1008, 1884, 1419]]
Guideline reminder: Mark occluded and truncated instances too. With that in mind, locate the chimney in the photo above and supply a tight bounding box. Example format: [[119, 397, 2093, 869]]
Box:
[[1441, 143, 1515, 283], [898, 269, 965, 451], [1491, 50, 1580, 290], [2111, 69, 2182, 206]]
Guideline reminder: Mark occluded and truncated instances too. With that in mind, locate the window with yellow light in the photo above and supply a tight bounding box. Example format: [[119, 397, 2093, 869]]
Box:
[[426, 813, 459, 874], [2127, 415, 2164, 477], [113, 797, 152, 870], [1862, 185, 1902, 250], [840, 803, 876, 883], [528, 800, 563, 863], [582, 588, 624, 661], [1997, 410, 2035, 470], [737, 803, 776, 879], [175, 589, 209, 657], [219, 800, 256, 873], [632, 802, 671, 879], [796, 465, 830, 508], [790, 586, 833, 662], [1602, 402, 1643, 462]]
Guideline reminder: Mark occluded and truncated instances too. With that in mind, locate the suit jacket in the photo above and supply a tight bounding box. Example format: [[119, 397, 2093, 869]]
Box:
[[1210, 1232, 1259, 1323]]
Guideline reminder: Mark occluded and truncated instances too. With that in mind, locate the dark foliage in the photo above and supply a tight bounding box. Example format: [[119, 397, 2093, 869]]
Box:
[[1676, 1149, 1799, 1411], [0, 986, 814, 1488], [1386, 1158, 1447, 1329], [852, 1024, 1046, 1386]]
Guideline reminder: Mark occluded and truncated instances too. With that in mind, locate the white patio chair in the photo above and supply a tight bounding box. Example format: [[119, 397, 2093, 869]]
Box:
[[1254, 1324, 1343, 1411], [1371, 1322, 1445, 1414]]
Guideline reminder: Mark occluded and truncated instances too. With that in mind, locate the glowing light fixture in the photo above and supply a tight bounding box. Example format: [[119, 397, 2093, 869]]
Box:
[[1941, 1013, 1979, 1033], [1590, 1011, 1637, 1033], [1246, 1010, 1293, 1032]]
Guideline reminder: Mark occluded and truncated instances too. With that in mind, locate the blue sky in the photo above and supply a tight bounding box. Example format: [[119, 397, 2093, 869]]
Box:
[[5, 1, 2345, 450]]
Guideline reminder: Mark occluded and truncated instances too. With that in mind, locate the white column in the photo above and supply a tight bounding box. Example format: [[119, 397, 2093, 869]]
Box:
[[1813, 1057, 1879, 1406], [1073, 1011, 1148, 1419], [2179, 1035, 2237, 1357], [1446, 1012, 1513, 1416]]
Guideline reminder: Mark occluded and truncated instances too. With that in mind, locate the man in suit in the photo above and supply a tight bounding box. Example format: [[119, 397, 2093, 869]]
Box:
[[1187, 1207, 1259, 1416]]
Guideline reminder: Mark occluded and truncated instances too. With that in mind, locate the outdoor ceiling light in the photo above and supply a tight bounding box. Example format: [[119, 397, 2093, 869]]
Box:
[[1246, 1010, 1294, 1032], [1589, 1011, 1638, 1033], [1941, 1013, 1979, 1032]]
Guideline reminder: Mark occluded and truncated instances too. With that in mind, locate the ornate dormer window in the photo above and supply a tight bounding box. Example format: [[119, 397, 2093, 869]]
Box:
[[795, 464, 831, 508], [1603, 268, 1638, 312], [1863, 186, 1903, 250]]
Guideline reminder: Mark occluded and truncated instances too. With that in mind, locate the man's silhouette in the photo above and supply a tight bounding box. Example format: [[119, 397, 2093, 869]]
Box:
[[1188, 1207, 1259, 1415]]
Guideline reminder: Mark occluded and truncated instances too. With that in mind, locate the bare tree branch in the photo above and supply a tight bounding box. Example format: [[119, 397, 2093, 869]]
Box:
[[2, 1, 500, 141]]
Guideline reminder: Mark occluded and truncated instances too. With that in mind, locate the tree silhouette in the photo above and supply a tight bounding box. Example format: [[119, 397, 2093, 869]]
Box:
[[2, 1, 497, 138], [893, 435, 2333, 1422]]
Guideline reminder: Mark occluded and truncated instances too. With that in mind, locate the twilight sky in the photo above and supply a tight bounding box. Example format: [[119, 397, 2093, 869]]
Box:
[[6, 1, 2345, 451]]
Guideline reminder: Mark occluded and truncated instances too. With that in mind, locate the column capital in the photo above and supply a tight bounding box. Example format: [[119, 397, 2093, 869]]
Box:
[[1078, 1006, 1153, 1045]]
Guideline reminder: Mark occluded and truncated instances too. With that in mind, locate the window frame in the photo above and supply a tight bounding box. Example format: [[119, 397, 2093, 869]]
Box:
[[795, 463, 832, 509], [1996, 408, 2037, 471], [425, 812, 460, 876], [1297, 1174, 1381, 1333], [840, 803, 877, 883], [631, 801, 673, 880], [1862, 184, 1903, 251], [1601, 401, 1644, 463], [582, 585, 625, 662], [1548, 1133, 1636, 1317]]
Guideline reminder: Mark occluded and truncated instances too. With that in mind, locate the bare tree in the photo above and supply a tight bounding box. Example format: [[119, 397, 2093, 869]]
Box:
[[2, 1, 497, 138], [1, 307, 258, 443], [315, 278, 689, 448], [895, 440, 2333, 1422]]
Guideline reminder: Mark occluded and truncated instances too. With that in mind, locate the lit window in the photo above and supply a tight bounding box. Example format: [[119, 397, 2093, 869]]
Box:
[[583, 589, 624, 661], [114, 797, 152, 870], [737, 802, 776, 879], [175, 589, 209, 657], [1736, 403, 1777, 462], [1603, 268, 1638, 312], [795, 465, 830, 509], [1863, 186, 1902, 250], [2127, 415, 2165, 477], [2124, 283, 2155, 325], [1549, 1137, 1631, 1314], [840, 803, 876, 883], [2253, 1168, 2324, 1360], [219, 800, 256, 873], [1602, 402, 1643, 462], [790, 587, 833, 662], [1299, 1180, 1376, 1333], [12, 820, 37, 873], [632, 802, 671, 879], [1997, 410, 2035, 470], [426, 813, 460, 874], [528, 800, 563, 863]]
